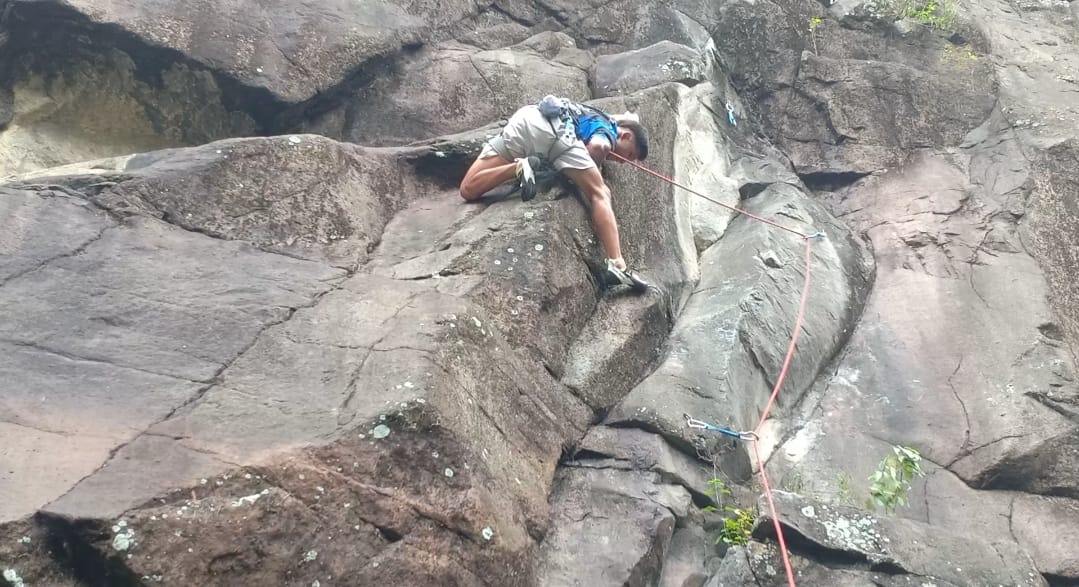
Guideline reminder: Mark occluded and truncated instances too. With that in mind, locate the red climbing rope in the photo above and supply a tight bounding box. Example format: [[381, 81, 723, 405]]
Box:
[[749, 237, 813, 587], [609, 152, 810, 239], [613, 151, 813, 587]]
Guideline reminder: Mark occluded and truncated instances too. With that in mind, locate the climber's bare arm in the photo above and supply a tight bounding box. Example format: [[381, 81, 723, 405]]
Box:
[[586, 138, 612, 168]]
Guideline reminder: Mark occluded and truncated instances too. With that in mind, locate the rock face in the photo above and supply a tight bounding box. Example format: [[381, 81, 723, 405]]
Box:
[[593, 41, 715, 99], [1, 134, 604, 584], [706, 494, 1047, 586], [304, 32, 594, 147], [2, 0, 1079, 585], [1026, 140, 1079, 363]]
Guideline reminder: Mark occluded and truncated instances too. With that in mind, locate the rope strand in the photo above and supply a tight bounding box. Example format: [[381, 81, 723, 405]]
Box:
[[614, 151, 816, 587], [609, 152, 810, 239]]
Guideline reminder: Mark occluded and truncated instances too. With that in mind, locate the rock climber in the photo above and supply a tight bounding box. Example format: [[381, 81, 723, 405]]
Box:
[[458, 96, 650, 287]]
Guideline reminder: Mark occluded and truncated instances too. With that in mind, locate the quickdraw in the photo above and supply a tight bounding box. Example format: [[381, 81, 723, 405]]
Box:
[[684, 414, 758, 442]]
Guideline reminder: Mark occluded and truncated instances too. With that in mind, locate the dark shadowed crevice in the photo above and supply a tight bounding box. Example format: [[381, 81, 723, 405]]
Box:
[[798, 171, 870, 192], [1039, 322, 1067, 342], [36, 515, 143, 587], [0, 0, 422, 141], [1046, 573, 1079, 587], [753, 523, 871, 570], [0, 1, 284, 135], [403, 148, 482, 190], [739, 182, 772, 200]]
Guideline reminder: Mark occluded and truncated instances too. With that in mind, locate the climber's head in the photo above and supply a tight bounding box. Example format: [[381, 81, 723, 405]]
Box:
[[612, 120, 649, 162]]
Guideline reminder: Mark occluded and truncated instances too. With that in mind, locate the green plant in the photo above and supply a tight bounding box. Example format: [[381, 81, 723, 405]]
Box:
[[941, 43, 979, 66], [718, 507, 756, 545], [782, 470, 806, 494], [808, 17, 823, 55], [699, 473, 754, 546], [836, 471, 855, 506], [902, 0, 957, 28], [702, 475, 733, 513], [868, 446, 926, 513], [864, 0, 957, 30]]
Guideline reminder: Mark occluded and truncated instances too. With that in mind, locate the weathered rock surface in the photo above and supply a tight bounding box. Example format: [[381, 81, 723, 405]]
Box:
[[0, 75, 716, 584], [9, 135, 446, 269], [0, 130, 610, 583], [535, 466, 689, 586], [574, 427, 715, 504], [593, 41, 714, 99], [0, 520, 77, 587], [3, 0, 1079, 583], [658, 525, 713, 587], [1012, 494, 1079, 582], [606, 181, 872, 471], [1, 0, 478, 106], [0, 46, 256, 177], [304, 32, 593, 147], [1026, 139, 1079, 363], [489, 0, 723, 54], [706, 493, 1047, 586], [702, 0, 1079, 582]]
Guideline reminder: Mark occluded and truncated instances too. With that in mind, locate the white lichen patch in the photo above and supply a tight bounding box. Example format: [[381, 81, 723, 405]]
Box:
[[821, 512, 883, 553], [111, 520, 136, 552], [4, 568, 25, 587], [231, 491, 265, 507], [303, 550, 318, 563]]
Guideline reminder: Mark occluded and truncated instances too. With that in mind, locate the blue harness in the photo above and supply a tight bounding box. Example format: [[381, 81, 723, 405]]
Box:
[[574, 111, 618, 144], [537, 95, 618, 146]]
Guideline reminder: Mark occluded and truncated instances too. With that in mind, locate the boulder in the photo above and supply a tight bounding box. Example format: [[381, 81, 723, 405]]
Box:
[[605, 181, 872, 472], [0, 0, 481, 174], [0, 48, 255, 177], [1025, 139, 1079, 362], [746, 492, 1047, 587], [499, 0, 723, 53], [574, 427, 715, 503], [0, 77, 737, 583], [0, 133, 605, 584], [1, 0, 479, 106], [535, 467, 690, 587], [304, 32, 594, 147], [713, 0, 997, 175], [781, 134, 1079, 492], [658, 525, 712, 587], [2, 0, 1079, 582], [8, 135, 442, 270], [1012, 494, 1079, 582], [773, 50, 996, 174], [706, 542, 967, 586], [594, 41, 715, 98]]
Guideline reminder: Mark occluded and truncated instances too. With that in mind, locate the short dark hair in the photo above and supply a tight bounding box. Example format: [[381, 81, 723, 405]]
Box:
[[618, 120, 649, 161]]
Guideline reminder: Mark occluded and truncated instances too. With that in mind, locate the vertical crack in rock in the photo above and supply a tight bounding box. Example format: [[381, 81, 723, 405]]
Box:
[[947, 357, 973, 463]]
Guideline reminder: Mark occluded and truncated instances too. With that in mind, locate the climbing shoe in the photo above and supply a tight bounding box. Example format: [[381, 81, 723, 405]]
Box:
[[516, 156, 540, 202], [601, 259, 655, 294]]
